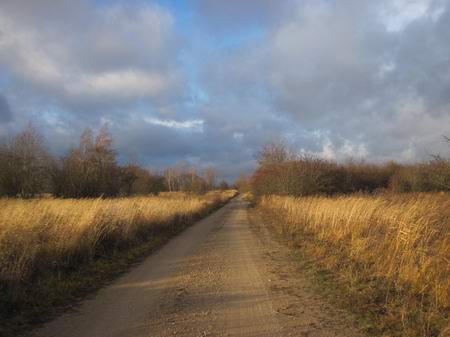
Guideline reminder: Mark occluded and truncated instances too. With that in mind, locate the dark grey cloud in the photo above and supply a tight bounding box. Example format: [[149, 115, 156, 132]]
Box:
[[0, 0, 449, 180], [199, 0, 450, 163], [0, 94, 12, 123]]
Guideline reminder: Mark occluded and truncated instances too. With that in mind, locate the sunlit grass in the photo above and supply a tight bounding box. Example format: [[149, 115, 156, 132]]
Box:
[[0, 190, 236, 295], [259, 193, 449, 336]]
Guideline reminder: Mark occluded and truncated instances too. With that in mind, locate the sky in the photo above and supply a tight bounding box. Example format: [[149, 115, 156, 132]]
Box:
[[0, 0, 449, 180]]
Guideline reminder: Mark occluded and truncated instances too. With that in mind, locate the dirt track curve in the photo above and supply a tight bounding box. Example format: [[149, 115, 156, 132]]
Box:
[[26, 195, 365, 337]]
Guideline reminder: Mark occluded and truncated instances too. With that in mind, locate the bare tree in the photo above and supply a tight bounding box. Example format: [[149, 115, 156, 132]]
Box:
[[428, 135, 450, 190], [189, 167, 207, 193], [0, 125, 50, 197], [164, 162, 187, 192], [120, 164, 165, 195], [120, 164, 139, 196], [93, 125, 119, 196], [164, 163, 211, 193], [255, 138, 293, 166], [52, 126, 120, 197], [203, 166, 216, 190], [164, 167, 175, 192]]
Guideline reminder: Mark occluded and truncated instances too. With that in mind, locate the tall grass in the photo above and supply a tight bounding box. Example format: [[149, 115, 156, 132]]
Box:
[[259, 193, 449, 336], [0, 191, 235, 307]]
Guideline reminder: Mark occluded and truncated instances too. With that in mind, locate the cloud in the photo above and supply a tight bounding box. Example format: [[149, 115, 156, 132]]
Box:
[[199, 0, 450, 165], [144, 117, 204, 132], [66, 70, 178, 100], [0, 94, 12, 123], [1, 0, 449, 180], [379, 0, 445, 32], [0, 1, 182, 107]]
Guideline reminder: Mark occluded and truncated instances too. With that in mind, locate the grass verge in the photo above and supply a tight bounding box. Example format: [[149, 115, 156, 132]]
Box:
[[257, 193, 449, 337], [0, 191, 236, 337]]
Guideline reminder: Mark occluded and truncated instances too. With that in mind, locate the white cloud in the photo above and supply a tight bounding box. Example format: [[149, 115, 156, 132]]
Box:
[[300, 138, 369, 162], [338, 140, 369, 159], [0, 1, 181, 103], [144, 117, 204, 132], [379, 0, 444, 32], [233, 132, 244, 141], [0, 16, 62, 85], [66, 70, 176, 99]]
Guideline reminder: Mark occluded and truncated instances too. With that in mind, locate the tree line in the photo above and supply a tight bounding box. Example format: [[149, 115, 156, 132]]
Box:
[[250, 139, 450, 197], [0, 125, 226, 198]]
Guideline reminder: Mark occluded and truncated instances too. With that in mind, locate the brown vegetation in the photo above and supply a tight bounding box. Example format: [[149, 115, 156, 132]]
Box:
[[234, 171, 252, 192], [51, 126, 120, 198], [0, 125, 51, 197], [252, 139, 450, 335], [251, 140, 450, 197], [0, 190, 236, 322], [258, 193, 449, 336], [0, 125, 224, 198]]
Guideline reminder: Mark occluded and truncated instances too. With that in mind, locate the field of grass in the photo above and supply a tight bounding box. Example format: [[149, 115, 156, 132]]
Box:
[[0, 190, 236, 334], [258, 193, 449, 336]]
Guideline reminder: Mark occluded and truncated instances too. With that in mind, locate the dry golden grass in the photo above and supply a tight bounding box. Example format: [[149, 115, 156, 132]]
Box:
[[259, 193, 449, 336], [0, 190, 236, 296]]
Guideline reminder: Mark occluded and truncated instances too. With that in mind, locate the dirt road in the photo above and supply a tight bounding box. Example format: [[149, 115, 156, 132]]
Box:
[[27, 196, 364, 337]]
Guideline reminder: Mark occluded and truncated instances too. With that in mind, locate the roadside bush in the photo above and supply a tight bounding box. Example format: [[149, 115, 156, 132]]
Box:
[[342, 161, 394, 193], [428, 157, 450, 190], [252, 156, 450, 197], [389, 160, 450, 193], [389, 164, 432, 192], [252, 157, 346, 196]]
